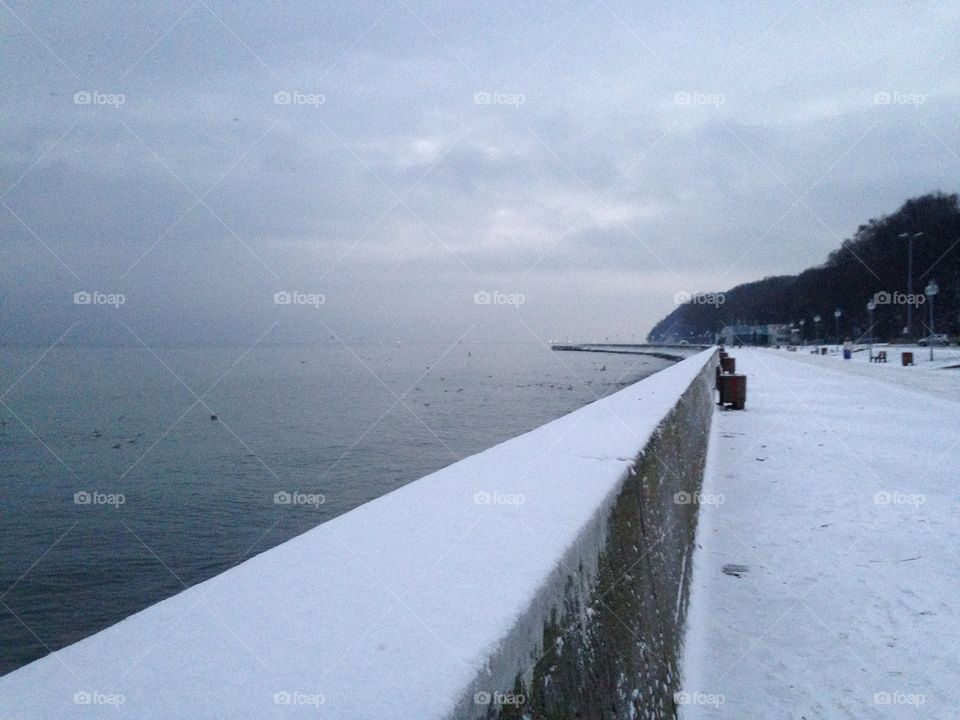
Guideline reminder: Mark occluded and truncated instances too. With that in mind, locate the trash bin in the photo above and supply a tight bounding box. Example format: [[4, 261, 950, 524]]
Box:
[[901, 351, 914, 366], [718, 374, 747, 410], [720, 356, 736, 373]]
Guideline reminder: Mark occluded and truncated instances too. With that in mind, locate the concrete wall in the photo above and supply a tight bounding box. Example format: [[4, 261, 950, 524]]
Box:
[[0, 350, 718, 720], [453, 350, 718, 720]]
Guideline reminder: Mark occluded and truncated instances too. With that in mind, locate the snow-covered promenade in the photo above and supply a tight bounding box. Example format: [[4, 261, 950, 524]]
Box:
[[681, 349, 960, 719]]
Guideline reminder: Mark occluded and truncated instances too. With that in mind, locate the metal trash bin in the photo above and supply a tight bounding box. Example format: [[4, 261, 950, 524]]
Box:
[[718, 373, 747, 410], [902, 351, 914, 366], [720, 356, 736, 373]]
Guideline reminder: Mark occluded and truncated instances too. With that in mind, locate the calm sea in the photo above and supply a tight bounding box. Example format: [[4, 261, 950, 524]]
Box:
[[0, 342, 674, 674]]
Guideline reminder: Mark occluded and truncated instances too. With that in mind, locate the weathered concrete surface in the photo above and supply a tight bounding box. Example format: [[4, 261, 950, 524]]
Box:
[[457, 351, 717, 720]]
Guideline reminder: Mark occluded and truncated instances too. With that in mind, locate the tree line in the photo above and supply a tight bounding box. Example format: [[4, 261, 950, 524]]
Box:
[[648, 192, 960, 344]]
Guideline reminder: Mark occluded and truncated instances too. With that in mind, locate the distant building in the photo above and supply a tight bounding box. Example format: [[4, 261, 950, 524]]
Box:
[[721, 323, 793, 346]]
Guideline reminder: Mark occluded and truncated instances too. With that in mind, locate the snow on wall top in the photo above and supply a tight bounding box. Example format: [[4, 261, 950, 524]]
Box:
[[0, 349, 715, 720]]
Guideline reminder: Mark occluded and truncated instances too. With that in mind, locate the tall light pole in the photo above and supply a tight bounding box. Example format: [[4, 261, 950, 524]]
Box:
[[834, 308, 842, 349], [866, 300, 876, 345], [899, 231, 924, 339], [799, 318, 806, 345], [814, 315, 821, 344], [926, 279, 939, 361]]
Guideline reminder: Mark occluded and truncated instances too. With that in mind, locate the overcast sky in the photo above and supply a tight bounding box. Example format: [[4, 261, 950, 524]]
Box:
[[2, 0, 958, 347]]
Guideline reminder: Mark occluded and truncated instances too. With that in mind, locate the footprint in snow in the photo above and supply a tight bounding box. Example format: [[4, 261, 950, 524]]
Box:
[[722, 564, 749, 578]]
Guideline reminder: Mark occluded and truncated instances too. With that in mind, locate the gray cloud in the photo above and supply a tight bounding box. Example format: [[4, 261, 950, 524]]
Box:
[[2, 0, 959, 346]]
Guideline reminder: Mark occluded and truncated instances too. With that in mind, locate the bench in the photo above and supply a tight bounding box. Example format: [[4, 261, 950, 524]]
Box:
[[870, 351, 887, 363]]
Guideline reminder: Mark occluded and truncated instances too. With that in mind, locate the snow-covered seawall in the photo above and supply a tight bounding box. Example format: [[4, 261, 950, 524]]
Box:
[[451, 347, 718, 719], [0, 349, 717, 720]]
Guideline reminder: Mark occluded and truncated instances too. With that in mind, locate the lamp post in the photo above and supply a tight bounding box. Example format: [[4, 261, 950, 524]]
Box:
[[799, 319, 806, 346], [899, 231, 924, 339], [926, 279, 939, 361], [814, 315, 821, 345], [866, 300, 876, 345], [834, 308, 842, 349]]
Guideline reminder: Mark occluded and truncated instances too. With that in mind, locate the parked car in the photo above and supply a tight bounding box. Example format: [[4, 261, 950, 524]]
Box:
[[918, 334, 949, 346]]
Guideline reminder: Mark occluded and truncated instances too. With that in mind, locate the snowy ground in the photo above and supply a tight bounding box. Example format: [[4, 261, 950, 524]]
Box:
[[792, 342, 960, 369], [772, 344, 960, 402], [680, 349, 960, 719]]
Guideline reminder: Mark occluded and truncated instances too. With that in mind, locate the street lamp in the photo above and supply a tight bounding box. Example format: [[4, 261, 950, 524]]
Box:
[[814, 315, 821, 344], [925, 279, 939, 361], [866, 300, 876, 345], [799, 319, 806, 345], [834, 308, 842, 349], [899, 231, 924, 339]]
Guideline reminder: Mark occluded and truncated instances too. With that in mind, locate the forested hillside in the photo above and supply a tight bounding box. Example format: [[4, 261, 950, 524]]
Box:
[[649, 193, 960, 343]]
